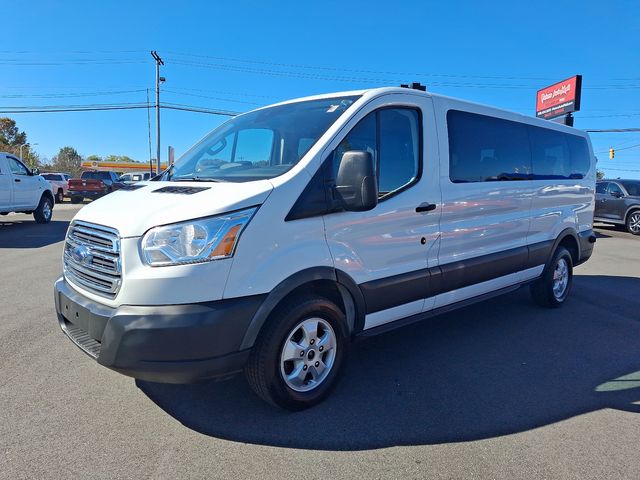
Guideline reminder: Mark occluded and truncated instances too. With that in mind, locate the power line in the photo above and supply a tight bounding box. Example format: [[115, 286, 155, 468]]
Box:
[[0, 89, 147, 99], [0, 102, 238, 116], [586, 128, 640, 133]]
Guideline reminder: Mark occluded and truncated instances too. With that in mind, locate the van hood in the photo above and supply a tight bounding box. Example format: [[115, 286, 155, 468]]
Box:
[[72, 180, 274, 237]]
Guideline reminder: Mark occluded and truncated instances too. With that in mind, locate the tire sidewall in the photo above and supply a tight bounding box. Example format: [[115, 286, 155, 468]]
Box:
[[546, 247, 573, 306], [262, 298, 348, 410], [34, 195, 53, 224], [627, 210, 640, 235]]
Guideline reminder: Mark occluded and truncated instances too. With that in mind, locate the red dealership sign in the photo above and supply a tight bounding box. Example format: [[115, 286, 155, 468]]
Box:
[[536, 75, 582, 120]]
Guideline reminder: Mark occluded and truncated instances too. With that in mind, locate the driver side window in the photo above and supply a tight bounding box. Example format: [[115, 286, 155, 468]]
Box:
[[332, 107, 421, 199], [608, 183, 623, 196], [8, 158, 29, 176]]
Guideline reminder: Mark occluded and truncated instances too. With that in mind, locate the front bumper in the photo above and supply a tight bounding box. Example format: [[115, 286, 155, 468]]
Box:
[[54, 277, 265, 383]]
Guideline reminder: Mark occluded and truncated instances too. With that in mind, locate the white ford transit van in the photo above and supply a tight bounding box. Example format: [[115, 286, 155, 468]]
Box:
[[54, 86, 596, 409]]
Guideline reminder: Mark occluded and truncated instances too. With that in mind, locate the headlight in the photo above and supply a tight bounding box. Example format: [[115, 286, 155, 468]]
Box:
[[141, 207, 257, 266]]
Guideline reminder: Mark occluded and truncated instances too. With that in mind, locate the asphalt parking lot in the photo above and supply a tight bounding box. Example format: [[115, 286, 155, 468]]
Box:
[[1, 204, 639, 480]]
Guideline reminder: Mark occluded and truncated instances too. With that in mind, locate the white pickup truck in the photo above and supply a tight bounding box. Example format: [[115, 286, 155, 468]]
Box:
[[0, 152, 55, 223]]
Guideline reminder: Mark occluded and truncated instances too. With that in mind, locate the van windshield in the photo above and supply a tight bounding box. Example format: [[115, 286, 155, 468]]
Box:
[[165, 96, 359, 183]]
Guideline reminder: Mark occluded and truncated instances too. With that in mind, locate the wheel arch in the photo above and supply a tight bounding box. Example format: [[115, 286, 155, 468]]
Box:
[[239, 267, 366, 350], [548, 228, 580, 268], [41, 189, 54, 204], [625, 206, 640, 223]]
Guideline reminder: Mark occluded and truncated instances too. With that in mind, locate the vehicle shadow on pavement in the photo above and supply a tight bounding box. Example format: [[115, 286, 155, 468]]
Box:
[[0, 220, 69, 248], [138, 274, 640, 451]]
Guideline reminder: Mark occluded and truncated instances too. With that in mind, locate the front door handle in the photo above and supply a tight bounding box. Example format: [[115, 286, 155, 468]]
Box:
[[14, 178, 21, 183], [416, 202, 437, 213]]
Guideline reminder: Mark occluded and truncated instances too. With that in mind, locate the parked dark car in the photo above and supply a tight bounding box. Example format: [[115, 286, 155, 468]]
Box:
[[68, 171, 124, 204], [595, 179, 640, 235]]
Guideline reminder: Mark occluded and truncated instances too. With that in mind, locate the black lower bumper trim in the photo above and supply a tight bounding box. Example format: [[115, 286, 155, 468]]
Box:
[[577, 229, 596, 265], [54, 277, 265, 383]]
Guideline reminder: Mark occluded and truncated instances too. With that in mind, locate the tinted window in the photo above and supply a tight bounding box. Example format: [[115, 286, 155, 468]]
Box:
[[448, 110, 531, 183], [332, 108, 420, 198], [596, 182, 608, 194], [43, 174, 62, 181], [621, 180, 640, 196], [83, 171, 111, 180], [607, 182, 623, 196], [529, 127, 590, 179], [566, 134, 591, 178]]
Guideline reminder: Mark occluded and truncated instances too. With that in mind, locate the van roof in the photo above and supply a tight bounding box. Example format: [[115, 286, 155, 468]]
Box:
[[270, 86, 588, 137]]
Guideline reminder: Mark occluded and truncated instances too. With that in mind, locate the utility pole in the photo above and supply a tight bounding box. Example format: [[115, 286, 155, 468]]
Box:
[[150, 51, 165, 174]]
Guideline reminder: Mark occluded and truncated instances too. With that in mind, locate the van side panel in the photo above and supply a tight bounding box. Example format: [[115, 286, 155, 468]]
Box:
[[527, 180, 594, 248]]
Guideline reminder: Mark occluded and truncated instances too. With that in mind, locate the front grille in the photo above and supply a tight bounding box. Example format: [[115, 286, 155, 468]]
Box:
[[63, 221, 122, 299]]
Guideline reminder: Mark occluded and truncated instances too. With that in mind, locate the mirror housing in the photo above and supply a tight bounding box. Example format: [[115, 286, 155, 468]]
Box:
[[611, 191, 624, 198], [335, 150, 378, 212], [31, 168, 40, 176]]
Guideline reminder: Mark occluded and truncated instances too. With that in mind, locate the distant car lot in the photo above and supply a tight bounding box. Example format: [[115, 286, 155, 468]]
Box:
[[1, 205, 639, 479]]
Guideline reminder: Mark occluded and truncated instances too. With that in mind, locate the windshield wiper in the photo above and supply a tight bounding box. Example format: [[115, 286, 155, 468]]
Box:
[[172, 176, 226, 182]]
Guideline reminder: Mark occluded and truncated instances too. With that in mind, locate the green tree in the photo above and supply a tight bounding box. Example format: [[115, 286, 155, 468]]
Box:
[[104, 154, 137, 163], [0, 117, 27, 151], [596, 169, 605, 180], [86, 154, 103, 163], [52, 146, 83, 177]]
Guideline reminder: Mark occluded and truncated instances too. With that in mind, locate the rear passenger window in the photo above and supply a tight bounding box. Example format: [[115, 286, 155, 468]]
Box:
[[447, 110, 531, 183], [333, 107, 420, 199], [529, 127, 590, 179]]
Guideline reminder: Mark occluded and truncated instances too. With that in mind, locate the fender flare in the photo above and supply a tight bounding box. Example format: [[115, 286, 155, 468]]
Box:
[[546, 227, 580, 269], [239, 267, 366, 349]]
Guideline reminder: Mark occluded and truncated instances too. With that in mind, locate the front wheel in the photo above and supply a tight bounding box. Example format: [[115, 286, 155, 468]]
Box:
[[530, 246, 573, 308], [245, 295, 348, 410], [626, 210, 640, 235], [33, 195, 53, 224], [56, 189, 64, 203]]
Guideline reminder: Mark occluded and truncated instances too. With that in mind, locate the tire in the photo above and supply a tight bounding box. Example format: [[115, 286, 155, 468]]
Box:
[[33, 195, 53, 224], [530, 246, 573, 308], [56, 189, 64, 204], [71, 196, 83, 204], [245, 294, 349, 410], [626, 210, 640, 235]]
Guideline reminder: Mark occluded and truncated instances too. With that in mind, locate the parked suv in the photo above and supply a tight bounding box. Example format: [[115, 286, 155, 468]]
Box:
[[595, 179, 640, 235], [42, 172, 71, 203]]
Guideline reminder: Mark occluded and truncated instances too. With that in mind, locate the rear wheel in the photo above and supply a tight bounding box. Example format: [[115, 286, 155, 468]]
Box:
[[530, 246, 573, 308], [71, 196, 83, 204], [245, 295, 348, 410], [626, 210, 640, 235], [33, 195, 53, 224], [55, 189, 64, 203]]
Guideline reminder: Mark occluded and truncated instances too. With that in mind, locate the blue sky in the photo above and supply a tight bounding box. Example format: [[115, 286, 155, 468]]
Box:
[[2, 0, 639, 178]]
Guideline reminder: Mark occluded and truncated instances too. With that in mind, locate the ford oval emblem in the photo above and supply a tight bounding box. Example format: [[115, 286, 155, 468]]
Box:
[[71, 245, 92, 265]]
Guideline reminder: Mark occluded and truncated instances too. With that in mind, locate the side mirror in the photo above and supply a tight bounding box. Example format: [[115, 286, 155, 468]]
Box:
[[335, 150, 378, 211], [32, 168, 40, 176], [611, 191, 623, 198]]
